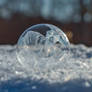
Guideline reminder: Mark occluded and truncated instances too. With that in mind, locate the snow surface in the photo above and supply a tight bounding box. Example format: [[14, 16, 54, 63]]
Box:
[[0, 44, 92, 92]]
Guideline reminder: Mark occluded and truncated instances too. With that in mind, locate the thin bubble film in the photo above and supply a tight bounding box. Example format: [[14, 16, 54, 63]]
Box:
[[16, 24, 70, 71]]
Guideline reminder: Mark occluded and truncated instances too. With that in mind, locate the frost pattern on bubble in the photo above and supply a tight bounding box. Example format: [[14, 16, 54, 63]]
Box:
[[16, 24, 70, 70]]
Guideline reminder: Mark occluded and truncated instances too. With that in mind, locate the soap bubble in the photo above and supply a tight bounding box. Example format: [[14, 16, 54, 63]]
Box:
[[16, 24, 70, 68]]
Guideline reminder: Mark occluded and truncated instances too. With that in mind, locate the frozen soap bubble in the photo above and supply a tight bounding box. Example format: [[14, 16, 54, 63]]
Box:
[[16, 24, 70, 68]]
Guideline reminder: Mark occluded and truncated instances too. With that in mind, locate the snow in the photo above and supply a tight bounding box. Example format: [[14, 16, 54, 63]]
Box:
[[0, 44, 92, 92]]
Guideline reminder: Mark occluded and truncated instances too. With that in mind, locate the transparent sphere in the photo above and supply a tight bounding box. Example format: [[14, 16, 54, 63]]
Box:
[[16, 24, 70, 68]]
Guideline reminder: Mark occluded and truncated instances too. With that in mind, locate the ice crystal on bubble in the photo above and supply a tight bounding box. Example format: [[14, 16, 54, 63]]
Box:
[[16, 24, 70, 70]]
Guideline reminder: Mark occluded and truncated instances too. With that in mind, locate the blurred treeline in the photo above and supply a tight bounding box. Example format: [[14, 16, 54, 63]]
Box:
[[0, 0, 92, 46]]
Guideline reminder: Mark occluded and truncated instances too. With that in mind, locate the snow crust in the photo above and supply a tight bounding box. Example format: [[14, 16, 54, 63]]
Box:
[[0, 44, 92, 92]]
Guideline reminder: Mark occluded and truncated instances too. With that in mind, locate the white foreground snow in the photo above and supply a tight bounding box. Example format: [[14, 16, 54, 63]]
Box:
[[0, 44, 92, 92]]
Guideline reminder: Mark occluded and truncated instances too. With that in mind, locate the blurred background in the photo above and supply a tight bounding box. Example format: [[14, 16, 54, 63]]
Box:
[[0, 0, 92, 46]]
